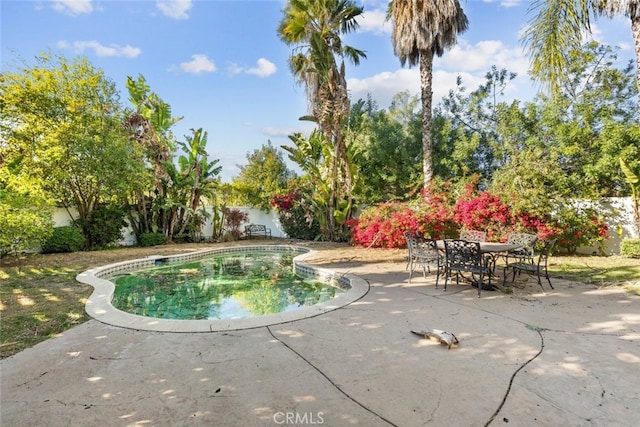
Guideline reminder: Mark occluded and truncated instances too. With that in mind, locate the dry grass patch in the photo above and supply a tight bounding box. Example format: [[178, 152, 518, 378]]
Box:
[[2, 242, 638, 359]]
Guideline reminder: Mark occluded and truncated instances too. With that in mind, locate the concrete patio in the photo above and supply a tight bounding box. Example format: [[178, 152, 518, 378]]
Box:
[[1, 251, 639, 426]]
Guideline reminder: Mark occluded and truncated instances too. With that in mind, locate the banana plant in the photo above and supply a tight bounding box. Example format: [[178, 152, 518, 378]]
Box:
[[620, 158, 640, 236]]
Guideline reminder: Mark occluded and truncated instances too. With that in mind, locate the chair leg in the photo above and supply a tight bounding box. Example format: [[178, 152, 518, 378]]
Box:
[[544, 268, 554, 289]]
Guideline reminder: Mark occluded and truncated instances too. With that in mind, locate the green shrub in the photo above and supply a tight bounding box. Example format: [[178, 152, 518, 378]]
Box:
[[271, 191, 321, 241], [621, 238, 640, 257], [138, 233, 168, 247], [80, 204, 127, 249], [173, 233, 191, 243], [41, 226, 85, 253]]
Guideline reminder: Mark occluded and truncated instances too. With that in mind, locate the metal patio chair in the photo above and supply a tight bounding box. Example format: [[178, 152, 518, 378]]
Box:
[[443, 239, 493, 298], [500, 232, 538, 266], [503, 239, 556, 291], [404, 232, 444, 286]]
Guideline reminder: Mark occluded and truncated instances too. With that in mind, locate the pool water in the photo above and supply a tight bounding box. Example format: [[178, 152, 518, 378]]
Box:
[[109, 251, 345, 320]]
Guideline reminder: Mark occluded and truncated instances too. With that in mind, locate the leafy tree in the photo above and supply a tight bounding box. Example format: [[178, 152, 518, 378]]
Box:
[[437, 67, 518, 184], [620, 158, 640, 236], [389, 0, 469, 189], [171, 128, 221, 238], [282, 130, 334, 239], [527, 43, 640, 197], [1, 52, 144, 249], [123, 74, 181, 239], [231, 141, 296, 211], [351, 92, 423, 201], [0, 164, 54, 259], [79, 204, 127, 249], [278, 0, 366, 241], [124, 78, 220, 242], [523, 0, 640, 114]]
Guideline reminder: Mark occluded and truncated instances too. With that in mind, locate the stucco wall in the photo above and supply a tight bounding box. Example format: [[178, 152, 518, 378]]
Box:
[[51, 197, 637, 254], [52, 206, 287, 247]]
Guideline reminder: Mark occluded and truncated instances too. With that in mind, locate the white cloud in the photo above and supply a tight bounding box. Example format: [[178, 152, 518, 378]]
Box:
[[500, 1, 522, 7], [246, 58, 277, 77], [56, 40, 141, 58], [156, 0, 192, 20], [348, 68, 487, 109], [482, 0, 523, 6], [229, 58, 277, 78], [261, 127, 299, 137], [51, 0, 93, 15], [437, 39, 530, 76], [260, 122, 317, 139], [348, 38, 535, 109], [348, 68, 418, 108], [357, 9, 391, 34], [180, 54, 216, 74]]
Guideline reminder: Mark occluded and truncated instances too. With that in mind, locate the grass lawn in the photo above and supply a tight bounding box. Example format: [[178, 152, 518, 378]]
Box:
[[1, 243, 639, 359], [547, 254, 640, 294]]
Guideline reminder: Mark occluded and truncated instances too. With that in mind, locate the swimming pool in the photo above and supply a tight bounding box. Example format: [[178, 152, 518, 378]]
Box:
[[77, 245, 369, 332]]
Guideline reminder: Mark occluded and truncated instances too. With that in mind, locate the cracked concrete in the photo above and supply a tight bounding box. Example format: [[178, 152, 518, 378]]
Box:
[[1, 255, 639, 426]]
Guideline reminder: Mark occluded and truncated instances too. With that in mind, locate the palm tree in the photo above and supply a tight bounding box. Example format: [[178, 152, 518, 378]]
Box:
[[523, 0, 640, 113], [278, 0, 366, 241], [389, 0, 469, 190]]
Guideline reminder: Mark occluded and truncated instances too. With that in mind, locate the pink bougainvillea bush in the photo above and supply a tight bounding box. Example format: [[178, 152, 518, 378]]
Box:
[[453, 184, 514, 241], [348, 186, 458, 248], [348, 202, 415, 248], [348, 182, 609, 252]]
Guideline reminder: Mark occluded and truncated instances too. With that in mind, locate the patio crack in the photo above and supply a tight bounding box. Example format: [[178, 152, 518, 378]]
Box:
[[484, 324, 546, 427], [266, 326, 398, 427]]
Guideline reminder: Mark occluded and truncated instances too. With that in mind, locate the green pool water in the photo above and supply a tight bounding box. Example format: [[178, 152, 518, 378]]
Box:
[[109, 250, 345, 320]]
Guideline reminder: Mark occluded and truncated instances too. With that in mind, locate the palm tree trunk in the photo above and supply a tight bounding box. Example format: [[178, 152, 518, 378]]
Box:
[[631, 13, 640, 118], [419, 49, 435, 189]]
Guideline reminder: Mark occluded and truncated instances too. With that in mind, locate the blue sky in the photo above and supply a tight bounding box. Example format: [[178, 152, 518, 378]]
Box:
[[2, 0, 635, 182]]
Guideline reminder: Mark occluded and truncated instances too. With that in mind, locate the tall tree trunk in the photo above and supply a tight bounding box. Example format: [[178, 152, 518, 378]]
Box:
[[419, 49, 435, 190], [631, 14, 640, 119]]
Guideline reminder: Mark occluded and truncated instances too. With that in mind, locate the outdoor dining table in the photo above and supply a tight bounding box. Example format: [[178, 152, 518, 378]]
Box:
[[435, 240, 523, 254], [435, 240, 524, 287]]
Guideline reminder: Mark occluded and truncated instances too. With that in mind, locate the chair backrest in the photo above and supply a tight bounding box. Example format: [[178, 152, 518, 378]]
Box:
[[404, 231, 417, 253], [404, 231, 439, 263], [536, 239, 556, 267], [459, 230, 487, 242], [507, 232, 538, 256], [444, 239, 482, 269], [415, 238, 440, 264]]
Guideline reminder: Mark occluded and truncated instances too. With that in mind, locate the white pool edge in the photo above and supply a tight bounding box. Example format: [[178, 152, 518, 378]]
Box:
[[76, 245, 370, 332]]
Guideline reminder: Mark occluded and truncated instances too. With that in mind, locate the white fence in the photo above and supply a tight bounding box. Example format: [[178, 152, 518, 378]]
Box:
[[575, 197, 637, 255], [53, 206, 287, 246], [52, 198, 638, 254]]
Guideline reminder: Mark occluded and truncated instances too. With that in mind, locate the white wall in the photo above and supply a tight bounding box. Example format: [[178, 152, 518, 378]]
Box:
[[51, 197, 637, 254], [575, 197, 637, 255], [199, 206, 287, 240], [52, 206, 287, 246]]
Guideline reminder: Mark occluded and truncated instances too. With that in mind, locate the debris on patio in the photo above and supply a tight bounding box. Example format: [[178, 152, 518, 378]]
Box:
[[411, 329, 459, 349]]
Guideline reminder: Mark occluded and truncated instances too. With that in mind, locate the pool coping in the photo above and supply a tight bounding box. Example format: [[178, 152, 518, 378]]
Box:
[[76, 245, 370, 332]]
